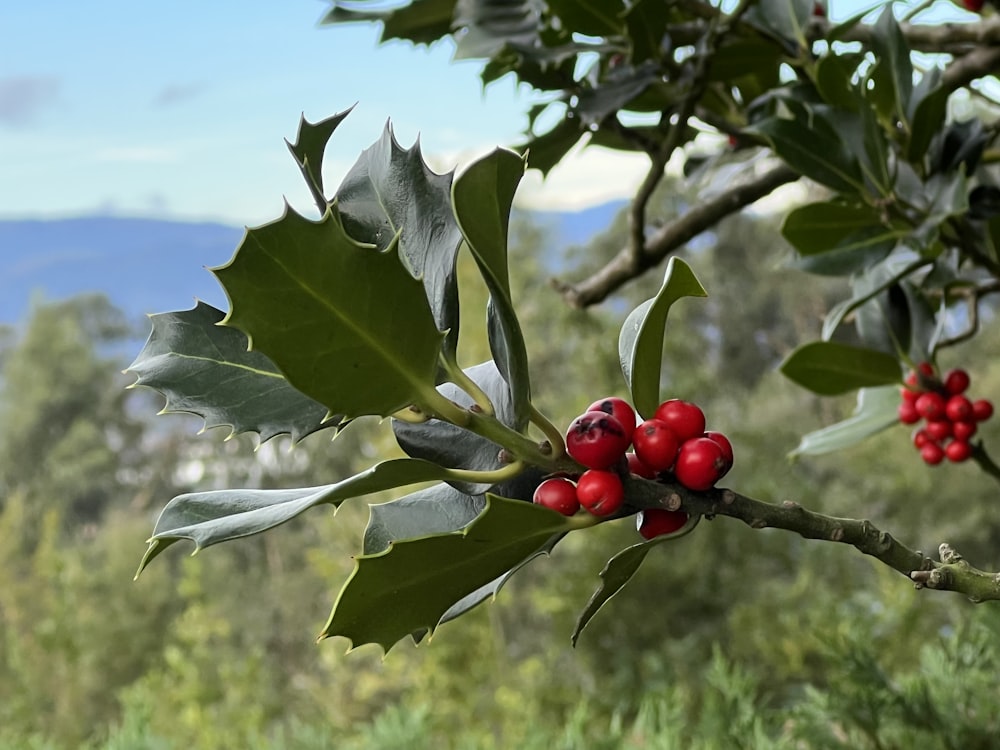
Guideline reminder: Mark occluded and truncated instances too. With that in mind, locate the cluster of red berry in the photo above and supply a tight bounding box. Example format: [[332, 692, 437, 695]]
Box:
[[898, 363, 993, 465], [532, 396, 733, 540]]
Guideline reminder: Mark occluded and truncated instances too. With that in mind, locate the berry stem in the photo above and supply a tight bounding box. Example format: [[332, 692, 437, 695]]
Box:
[[527, 403, 566, 459], [439, 351, 496, 416], [443, 460, 526, 485]]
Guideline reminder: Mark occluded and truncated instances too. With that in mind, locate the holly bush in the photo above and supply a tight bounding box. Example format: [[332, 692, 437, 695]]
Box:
[[130, 0, 1000, 652]]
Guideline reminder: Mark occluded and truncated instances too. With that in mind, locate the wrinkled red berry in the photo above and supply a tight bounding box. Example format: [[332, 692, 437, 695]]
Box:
[[637, 508, 689, 539], [674, 437, 726, 491], [565, 411, 632, 469], [532, 478, 580, 516], [576, 470, 625, 517], [654, 399, 706, 443], [587, 396, 637, 432], [633, 419, 680, 472]]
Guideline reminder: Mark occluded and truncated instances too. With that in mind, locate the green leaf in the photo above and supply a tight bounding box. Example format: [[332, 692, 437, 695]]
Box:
[[364, 484, 486, 554], [393, 361, 518, 493], [213, 207, 444, 419], [790, 386, 900, 456], [547, 0, 623, 36], [623, 0, 669, 63], [575, 62, 664, 126], [285, 107, 354, 210], [780, 341, 902, 395], [571, 514, 698, 646], [126, 302, 336, 443], [319, 494, 575, 652], [906, 68, 948, 163], [748, 115, 864, 194], [870, 6, 913, 129], [136, 458, 453, 576], [744, 0, 812, 49], [619, 258, 708, 418], [334, 123, 465, 352], [782, 200, 901, 257], [320, 0, 458, 46], [820, 256, 928, 341], [452, 148, 532, 426], [519, 118, 585, 175], [452, 0, 543, 59], [813, 52, 864, 111]]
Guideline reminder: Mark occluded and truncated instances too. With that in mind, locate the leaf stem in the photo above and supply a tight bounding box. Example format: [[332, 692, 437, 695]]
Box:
[[528, 403, 566, 459], [439, 352, 495, 416], [443, 460, 526, 486]]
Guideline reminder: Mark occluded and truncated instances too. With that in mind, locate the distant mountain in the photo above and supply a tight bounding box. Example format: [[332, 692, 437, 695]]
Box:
[[0, 202, 626, 326]]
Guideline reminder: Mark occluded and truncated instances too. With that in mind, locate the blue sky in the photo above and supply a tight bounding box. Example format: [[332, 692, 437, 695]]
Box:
[[0, 1, 976, 227]]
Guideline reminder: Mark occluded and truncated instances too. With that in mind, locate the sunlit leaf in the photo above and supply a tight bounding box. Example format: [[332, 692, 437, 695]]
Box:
[[790, 386, 899, 456], [285, 107, 354, 210]]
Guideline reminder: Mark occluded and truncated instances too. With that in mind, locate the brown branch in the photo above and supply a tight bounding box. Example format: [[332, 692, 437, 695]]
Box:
[[626, 476, 1000, 602], [942, 45, 1000, 92], [553, 163, 800, 307]]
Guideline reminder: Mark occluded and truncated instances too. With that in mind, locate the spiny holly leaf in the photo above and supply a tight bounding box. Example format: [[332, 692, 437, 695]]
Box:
[[790, 386, 899, 457], [319, 494, 576, 653], [335, 123, 465, 351], [619, 257, 708, 419], [780, 341, 901, 395], [571, 514, 699, 647], [213, 207, 444, 419], [136, 458, 452, 576], [126, 301, 336, 443], [321, 0, 457, 46], [285, 106, 354, 211], [393, 360, 517, 494], [452, 148, 532, 427]]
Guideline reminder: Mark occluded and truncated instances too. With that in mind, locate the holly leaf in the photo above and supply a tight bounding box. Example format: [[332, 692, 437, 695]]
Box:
[[320, 0, 457, 46], [547, 0, 623, 36], [790, 386, 900, 456], [126, 301, 336, 443], [571, 514, 698, 646], [285, 106, 354, 211], [452, 148, 532, 426], [319, 494, 575, 652], [364, 484, 486, 555], [136, 458, 453, 576], [213, 207, 444, 419], [393, 361, 517, 494], [619, 258, 708, 419], [335, 123, 465, 351], [870, 7, 913, 129], [782, 200, 905, 260], [780, 341, 901, 395]]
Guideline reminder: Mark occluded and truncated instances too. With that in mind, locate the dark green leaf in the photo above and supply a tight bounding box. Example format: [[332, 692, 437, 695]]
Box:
[[619, 258, 708, 419], [748, 116, 864, 194], [393, 360, 518, 493], [452, 0, 544, 59], [821, 256, 927, 341], [519, 118, 584, 175], [319, 494, 576, 652], [624, 0, 669, 63], [127, 302, 336, 443], [452, 148, 532, 426], [906, 68, 948, 163], [136, 458, 453, 576], [870, 7, 913, 128], [547, 0, 623, 36], [744, 0, 812, 49], [782, 200, 902, 257], [790, 386, 900, 456], [575, 62, 664, 126], [285, 107, 354, 210], [814, 53, 864, 111], [334, 123, 465, 353], [708, 38, 784, 89], [780, 341, 901, 395], [321, 0, 458, 46], [213, 207, 444, 419], [571, 514, 698, 646]]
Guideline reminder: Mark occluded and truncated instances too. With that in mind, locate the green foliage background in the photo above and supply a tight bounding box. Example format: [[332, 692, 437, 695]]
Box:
[[3, 186, 1000, 747]]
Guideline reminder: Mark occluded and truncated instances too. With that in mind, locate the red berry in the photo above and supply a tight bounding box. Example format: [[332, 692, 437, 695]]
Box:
[[626, 452, 658, 479], [963, 0, 986, 12], [898, 401, 920, 425], [673, 437, 726, 491], [944, 369, 971, 395], [565, 411, 632, 469], [953, 420, 977, 441], [632, 419, 680, 472], [945, 395, 973, 422], [905, 371, 919, 387], [912, 429, 933, 449], [914, 392, 947, 421], [532, 478, 579, 516], [576, 470, 625, 517], [704, 430, 734, 474], [654, 399, 706, 443], [900, 387, 920, 404], [924, 419, 952, 443], [945, 440, 973, 462], [637, 508, 689, 540], [812, 1, 826, 16], [973, 399, 994, 422], [920, 442, 945, 465], [587, 396, 637, 432], [918, 361, 936, 378]]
